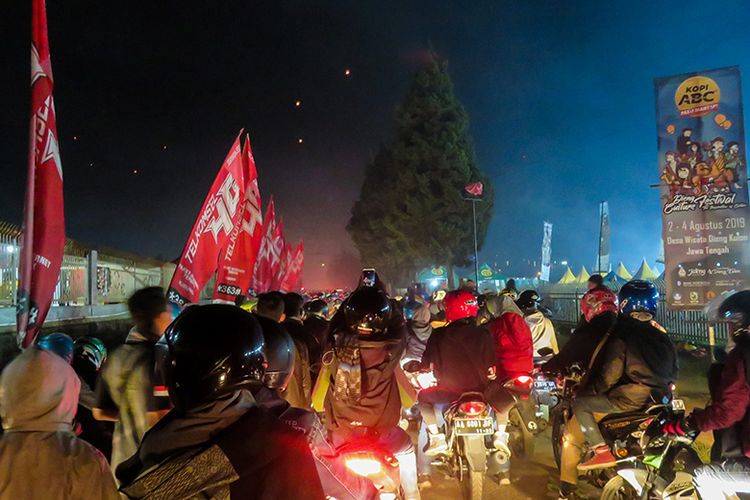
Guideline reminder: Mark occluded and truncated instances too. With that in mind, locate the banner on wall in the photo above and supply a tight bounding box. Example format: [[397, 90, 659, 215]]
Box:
[[656, 66, 749, 309]]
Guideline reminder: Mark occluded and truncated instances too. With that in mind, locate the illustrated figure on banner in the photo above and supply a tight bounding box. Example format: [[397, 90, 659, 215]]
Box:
[[661, 129, 745, 202]]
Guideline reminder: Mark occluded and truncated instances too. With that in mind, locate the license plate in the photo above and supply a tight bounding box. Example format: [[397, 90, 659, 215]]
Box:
[[671, 399, 685, 411], [534, 380, 556, 391], [454, 417, 494, 435]]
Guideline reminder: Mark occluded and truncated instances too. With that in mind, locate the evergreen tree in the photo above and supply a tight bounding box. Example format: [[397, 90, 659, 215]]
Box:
[[348, 55, 494, 287]]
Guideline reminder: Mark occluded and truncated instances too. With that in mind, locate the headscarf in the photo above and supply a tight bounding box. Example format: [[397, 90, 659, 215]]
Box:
[[0, 348, 80, 433]]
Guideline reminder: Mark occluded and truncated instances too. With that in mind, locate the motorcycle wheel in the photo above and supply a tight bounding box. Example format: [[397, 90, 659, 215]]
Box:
[[460, 469, 484, 500], [600, 475, 639, 500], [551, 407, 565, 470]]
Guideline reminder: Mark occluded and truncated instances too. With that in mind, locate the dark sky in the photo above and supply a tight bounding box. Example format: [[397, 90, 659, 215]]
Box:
[[2, 1, 750, 288]]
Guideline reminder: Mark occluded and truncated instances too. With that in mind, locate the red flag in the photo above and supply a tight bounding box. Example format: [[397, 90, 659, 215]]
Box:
[[168, 134, 245, 306], [213, 135, 264, 302], [250, 198, 277, 293], [280, 241, 304, 292], [274, 241, 293, 292], [17, 0, 66, 348], [268, 220, 285, 289], [465, 181, 483, 197]]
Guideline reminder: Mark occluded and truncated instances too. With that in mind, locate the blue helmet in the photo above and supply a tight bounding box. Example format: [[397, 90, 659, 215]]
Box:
[[37, 333, 75, 364], [618, 280, 659, 317]]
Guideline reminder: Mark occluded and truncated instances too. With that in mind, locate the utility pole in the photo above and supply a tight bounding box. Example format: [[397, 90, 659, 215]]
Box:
[[464, 197, 481, 285]]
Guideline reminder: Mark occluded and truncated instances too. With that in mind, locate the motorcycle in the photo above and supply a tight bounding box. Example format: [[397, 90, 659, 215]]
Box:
[[549, 364, 586, 469], [550, 366, 678, 487], [601, 400, 701, 499], [427, 375, 536, 500], [337, 432, 403, 500]]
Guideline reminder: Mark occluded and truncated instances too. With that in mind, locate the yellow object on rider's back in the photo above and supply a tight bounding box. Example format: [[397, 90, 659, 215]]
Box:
[[310, 362, 418, 411], [311, 363, 331, 412]]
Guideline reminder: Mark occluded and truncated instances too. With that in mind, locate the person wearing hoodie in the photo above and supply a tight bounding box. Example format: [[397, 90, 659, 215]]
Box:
[[0, 347, 119, 499], [93, 286, 173, 470], [117, 304, 325, 499], [485, 294, 534, 381], [516, 290, 559, 356], [483, 294, 534, 462]]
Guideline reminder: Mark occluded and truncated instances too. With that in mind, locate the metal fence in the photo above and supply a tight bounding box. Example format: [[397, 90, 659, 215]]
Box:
[[0, 221, 212, 308], [543, 291, 729, 346]]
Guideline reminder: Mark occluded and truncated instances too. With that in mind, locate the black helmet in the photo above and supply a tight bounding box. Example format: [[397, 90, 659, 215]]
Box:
[[305, 299, 329, 319], [164, 304, 265, 411], [714, 290, 750, 335], [343, 287, 392, 340], [516, 290, 542, 311], [254, 314, 295, 390], [73, 336, 107, 372]]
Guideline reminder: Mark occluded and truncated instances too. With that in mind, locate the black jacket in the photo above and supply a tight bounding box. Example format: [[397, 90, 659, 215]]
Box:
[[590, 316, 678, 410], [422, 319, 496, 393], [324, 309, 407, 437], [544, 311, 617, 374], [117, 407, 325, 499]]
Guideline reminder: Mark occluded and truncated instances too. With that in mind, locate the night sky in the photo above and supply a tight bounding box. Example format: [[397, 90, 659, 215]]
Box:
[[2, 1, 750, 288]]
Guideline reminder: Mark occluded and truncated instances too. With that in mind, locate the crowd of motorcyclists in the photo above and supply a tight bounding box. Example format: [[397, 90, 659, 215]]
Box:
[[1, 268, 750, 499]]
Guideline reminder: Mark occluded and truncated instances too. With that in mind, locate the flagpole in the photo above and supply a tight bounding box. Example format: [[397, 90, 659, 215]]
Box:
[[472, 199, 479, 285], [597, 201, 603, 273]]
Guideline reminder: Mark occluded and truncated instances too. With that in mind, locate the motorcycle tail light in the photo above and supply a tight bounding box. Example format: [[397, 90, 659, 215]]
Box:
[[458, 401, 486, 416], [345, 456, 383, 477], [516, 375, 532, 384]]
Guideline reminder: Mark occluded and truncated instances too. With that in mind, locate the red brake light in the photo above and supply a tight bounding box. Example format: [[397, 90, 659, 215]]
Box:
[[458, 401, 486, 416]]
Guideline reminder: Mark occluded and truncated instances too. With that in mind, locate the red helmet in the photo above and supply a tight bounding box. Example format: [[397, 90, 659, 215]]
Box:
[[443, 290, 479, 322], [580, 288, 619, 322]]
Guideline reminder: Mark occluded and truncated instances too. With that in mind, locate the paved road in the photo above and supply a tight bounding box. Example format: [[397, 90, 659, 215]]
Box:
[[418, 427, 599, 500], [417, 359, 713, 500]]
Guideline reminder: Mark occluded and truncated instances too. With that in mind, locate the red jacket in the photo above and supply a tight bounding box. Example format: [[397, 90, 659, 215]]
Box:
[[486, 313, 534, 380], [693, 345, 750, 459]]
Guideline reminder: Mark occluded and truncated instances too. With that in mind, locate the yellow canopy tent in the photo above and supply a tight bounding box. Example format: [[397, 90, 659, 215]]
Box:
[[632, 258, 658, 281], [576, 266, 591, 283], [615, 262, 633, 280], [557, 267, 577, 284]]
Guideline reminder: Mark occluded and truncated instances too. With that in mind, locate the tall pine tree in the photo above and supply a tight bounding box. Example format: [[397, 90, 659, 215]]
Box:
[[348, 55, 494, 287]]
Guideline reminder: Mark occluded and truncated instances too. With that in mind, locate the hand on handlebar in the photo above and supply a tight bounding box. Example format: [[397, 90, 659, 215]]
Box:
[[662, 415, 698, 439]]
